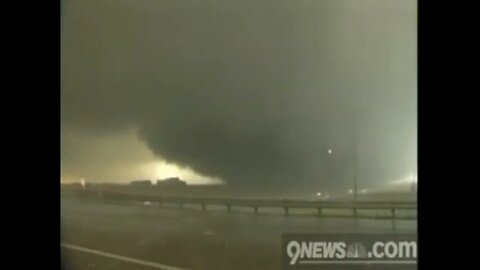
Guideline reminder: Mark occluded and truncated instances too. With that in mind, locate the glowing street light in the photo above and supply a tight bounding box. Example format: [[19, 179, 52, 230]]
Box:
[[325, 148, 333, 199]]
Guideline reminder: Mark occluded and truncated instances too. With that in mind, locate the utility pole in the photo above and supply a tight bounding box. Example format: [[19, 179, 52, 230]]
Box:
[[352, 115, 358, 201]]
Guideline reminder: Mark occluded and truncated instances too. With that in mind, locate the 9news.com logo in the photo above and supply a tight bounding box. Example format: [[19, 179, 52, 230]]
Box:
[[282, 233, 417, 269]]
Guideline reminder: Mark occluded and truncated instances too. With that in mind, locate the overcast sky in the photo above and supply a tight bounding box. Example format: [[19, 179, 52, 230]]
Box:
[[61, 0, 416, 191]]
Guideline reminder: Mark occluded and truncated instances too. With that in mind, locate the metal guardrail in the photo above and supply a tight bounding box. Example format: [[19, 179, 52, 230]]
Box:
[[68, 189, 416, 219]]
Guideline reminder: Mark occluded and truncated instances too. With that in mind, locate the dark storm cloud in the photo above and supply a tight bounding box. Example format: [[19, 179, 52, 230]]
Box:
[[61, 0, 416, 190]]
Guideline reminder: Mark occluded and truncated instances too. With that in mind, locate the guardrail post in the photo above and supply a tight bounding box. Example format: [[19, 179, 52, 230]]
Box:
[[317, 207, 322, 216], [391, 208, 396, 219], [284, 206, 289, 215], [202, 202, 206, 211], [353, 207, 357, 217], [254, 206, 258, 214]]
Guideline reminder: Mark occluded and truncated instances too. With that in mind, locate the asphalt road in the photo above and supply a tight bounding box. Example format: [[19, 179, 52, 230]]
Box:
[[61, 197, 416, 270]]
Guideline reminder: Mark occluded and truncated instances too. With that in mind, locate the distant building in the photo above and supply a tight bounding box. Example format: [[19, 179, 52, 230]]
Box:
[[129, 180, 153, 187], [156, 177, 187, 188]]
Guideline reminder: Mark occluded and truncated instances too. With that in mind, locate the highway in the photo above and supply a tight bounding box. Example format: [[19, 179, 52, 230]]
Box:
[[61, 195, 416, 270]]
